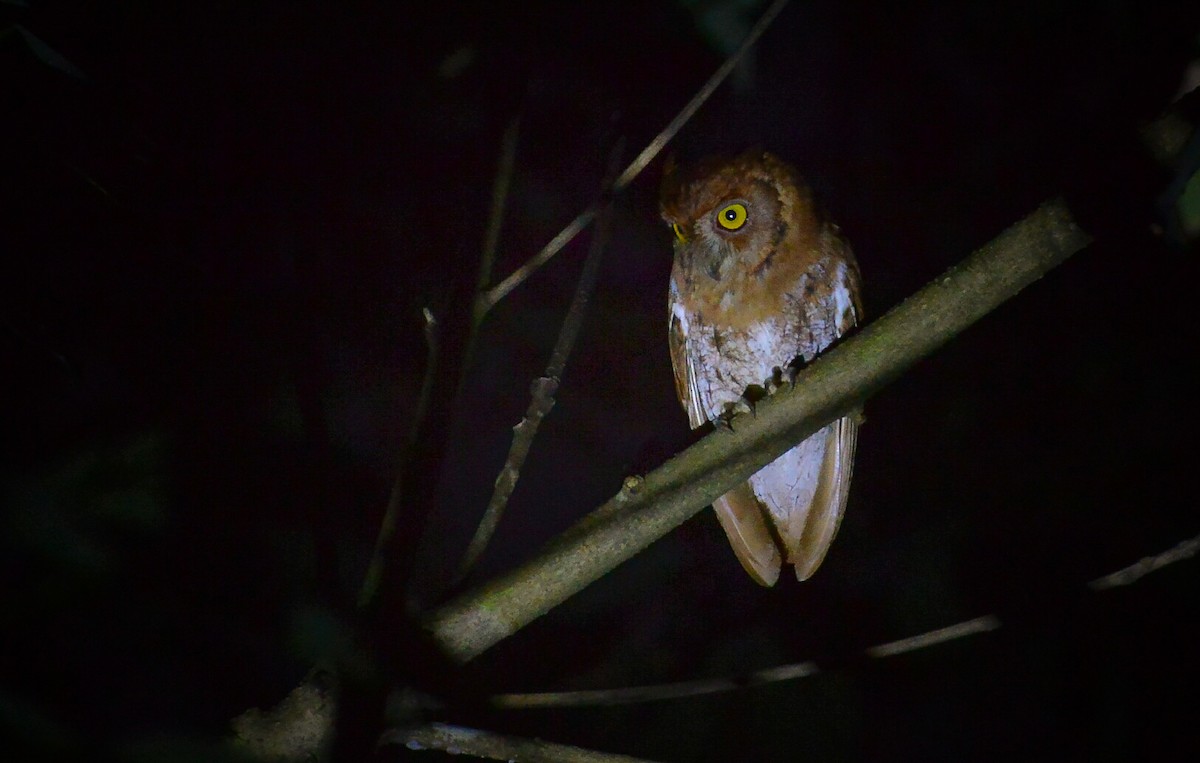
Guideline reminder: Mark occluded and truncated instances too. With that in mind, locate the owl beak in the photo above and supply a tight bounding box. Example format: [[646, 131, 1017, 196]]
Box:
[[671, 223, 688, 244]]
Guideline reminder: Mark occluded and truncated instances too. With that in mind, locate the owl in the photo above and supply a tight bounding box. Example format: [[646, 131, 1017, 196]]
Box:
[[661, 150, 862, 586]]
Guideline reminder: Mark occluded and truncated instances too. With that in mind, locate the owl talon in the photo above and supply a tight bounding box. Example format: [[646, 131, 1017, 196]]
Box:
[[784, 357, 807, 389], [715, 390, 759, 428], [734, 397, 755, 417], [764, 367, 787, 395], [725, 384, 766, 420]]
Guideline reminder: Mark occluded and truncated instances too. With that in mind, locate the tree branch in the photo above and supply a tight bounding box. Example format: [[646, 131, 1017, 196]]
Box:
[[1088, 532, 1200, 590], [382, 723, 663, 763], [424, 198, 1092, 663]]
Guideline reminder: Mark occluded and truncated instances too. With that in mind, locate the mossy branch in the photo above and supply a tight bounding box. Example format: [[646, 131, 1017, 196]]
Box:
[[424, 198, 1092, 663]]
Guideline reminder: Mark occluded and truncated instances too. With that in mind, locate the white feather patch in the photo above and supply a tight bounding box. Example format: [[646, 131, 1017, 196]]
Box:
[[829, 261, 855, 326]]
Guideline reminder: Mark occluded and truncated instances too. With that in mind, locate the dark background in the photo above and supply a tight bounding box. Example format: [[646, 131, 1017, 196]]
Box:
[[3, 1, 1198, 760]]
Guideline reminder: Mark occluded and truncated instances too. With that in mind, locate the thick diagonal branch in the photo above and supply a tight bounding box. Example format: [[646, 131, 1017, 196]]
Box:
[[424, 198, 1092, 663]]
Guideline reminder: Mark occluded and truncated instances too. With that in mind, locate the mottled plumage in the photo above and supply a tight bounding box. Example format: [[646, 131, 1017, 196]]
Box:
[[661, 151, 862, 586]]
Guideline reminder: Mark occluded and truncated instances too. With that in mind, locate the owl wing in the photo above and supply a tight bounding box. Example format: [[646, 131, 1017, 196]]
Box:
[[668, 280, 782, 586], [790, 415, 857, 580], [667, 302, 702, 430], [787, 238, 863, 580]]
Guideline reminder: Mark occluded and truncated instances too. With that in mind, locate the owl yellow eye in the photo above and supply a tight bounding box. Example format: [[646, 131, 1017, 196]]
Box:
[[671, 222, 688, 243], [716, 203, 748, 230]]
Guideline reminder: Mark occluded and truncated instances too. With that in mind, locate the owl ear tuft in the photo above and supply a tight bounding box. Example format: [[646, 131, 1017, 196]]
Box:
[[660, 153, 684, 219]]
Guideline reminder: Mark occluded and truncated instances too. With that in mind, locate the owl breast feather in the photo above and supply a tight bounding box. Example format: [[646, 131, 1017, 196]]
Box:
[[675, 257, 853, 422]]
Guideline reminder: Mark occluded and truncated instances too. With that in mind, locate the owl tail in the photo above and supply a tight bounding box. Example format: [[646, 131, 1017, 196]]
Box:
[[712, 483, 781, 587], [713, 415, 858, 586]]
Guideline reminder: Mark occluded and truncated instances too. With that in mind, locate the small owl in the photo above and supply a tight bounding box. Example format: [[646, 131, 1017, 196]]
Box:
[[661, 150, 862, 586]]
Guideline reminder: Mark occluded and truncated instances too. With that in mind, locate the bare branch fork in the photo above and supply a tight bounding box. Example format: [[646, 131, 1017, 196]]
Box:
[[359, 115, 522, 611], [455, 140, 626, 584], [425, 198, 1094, 663]]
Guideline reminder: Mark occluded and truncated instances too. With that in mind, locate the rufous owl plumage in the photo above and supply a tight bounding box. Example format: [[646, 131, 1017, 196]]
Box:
[[661, 150, 862, 586]]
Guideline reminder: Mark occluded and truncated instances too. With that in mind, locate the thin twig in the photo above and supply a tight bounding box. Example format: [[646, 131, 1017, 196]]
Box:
[[357, 119, 521, 609], [478, 205, 598, 315], [382, 722, 663, 763], [1089, 532, 1200, 590], [455, 142, 626, 585], [495, 528, 1200, 709], [358, 307, 440, 608], [865, 615, 1002, 659], [425, 198, 1093, 663], [610, 0, 791, 191], [476, 0, 792, 314], [492, 619, 999, 709], [494, 662, 819, 709], [469, 116, 522, 337]]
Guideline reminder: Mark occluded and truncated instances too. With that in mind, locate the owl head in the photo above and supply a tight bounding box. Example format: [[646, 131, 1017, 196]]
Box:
[[660, 150, 818, 281]]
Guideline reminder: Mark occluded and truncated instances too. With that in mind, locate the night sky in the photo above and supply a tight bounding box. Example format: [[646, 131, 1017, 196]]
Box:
[[3, 1, 1199, 761]]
